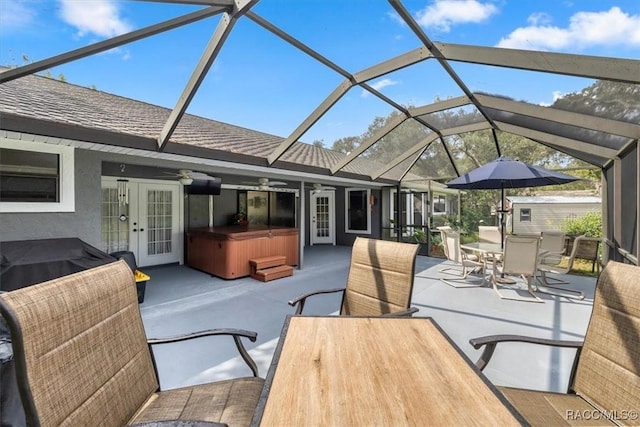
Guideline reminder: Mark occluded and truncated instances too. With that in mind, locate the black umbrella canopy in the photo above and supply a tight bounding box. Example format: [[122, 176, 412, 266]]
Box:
[[446, 157, 580, 190], [446, 157, 581, 246]]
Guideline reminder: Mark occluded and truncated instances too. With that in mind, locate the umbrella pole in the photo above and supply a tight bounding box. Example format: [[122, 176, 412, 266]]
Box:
[[501, 187, 505, 249]]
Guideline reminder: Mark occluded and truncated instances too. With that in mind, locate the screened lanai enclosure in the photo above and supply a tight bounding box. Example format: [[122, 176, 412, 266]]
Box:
[[0, 0, 638, 264]]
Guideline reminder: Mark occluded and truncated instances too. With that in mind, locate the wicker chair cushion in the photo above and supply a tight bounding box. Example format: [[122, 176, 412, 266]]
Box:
[[0, 260, 158, 427], [573, 261, 640, 422], [131, 377, 264, 426], [498, 387, 616, 426], [341, 237, 418, 316]]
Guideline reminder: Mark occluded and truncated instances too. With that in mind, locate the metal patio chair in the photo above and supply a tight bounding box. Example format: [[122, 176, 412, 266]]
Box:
[[289, 237, 419, 316], [0, 260, 263, 427], [490, 235, 543, 302], [470, 261, 640, 426], [438, 229, 485, 288], [536, 233, 586, 300], [478, 225, 502, 245]]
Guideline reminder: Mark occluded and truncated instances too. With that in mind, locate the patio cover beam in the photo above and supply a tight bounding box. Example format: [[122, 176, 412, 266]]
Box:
[[496, 122, 618, 160], [388, 0, 500, 137], [476, 94, 640, 139], [408, 95, 471, 117], [371, 134, 439, 180], [530, 138, 607, 168], [371, 121, 491, 179], [158, 0, 258, 151], [0, 6, 227, 84], [436, 43, 640, 84], [353, 48, 432, 83], [330, 96, 470, 176], [132, 0, 234, 5], [246, 12, 353, 78], [267, 47, 434, 165], [267, 79, 352, 165]]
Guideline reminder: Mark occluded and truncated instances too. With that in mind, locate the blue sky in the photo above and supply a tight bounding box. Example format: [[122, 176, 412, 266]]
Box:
[[1, 0, 639, 146]]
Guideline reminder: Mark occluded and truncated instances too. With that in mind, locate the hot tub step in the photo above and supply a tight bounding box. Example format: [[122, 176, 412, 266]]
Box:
[[251, 265, 294, 282]]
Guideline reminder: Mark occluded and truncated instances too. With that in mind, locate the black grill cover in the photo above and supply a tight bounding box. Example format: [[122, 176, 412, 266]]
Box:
[[0, 237, 116, 292]]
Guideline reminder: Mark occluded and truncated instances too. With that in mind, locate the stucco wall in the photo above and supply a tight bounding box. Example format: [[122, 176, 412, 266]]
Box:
[[0, 148, 103, 246]]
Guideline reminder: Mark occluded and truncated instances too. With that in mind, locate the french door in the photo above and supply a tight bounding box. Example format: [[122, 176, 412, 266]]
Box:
[[101, 178, 182, 267], [310, 190, 335, 245]]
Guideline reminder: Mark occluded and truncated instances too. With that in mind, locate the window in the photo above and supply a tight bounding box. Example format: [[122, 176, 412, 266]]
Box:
[[0, 139, 75, 212], [520, 208, 531, 222], [345, 188, 371, 234], [433, 194, 446, 215]]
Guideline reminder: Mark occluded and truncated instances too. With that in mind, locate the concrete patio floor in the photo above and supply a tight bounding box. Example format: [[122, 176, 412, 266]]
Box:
[[139, 245, 596, 395]]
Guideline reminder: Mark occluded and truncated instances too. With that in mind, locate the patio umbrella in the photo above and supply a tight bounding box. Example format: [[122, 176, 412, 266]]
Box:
[[446, 156, 580, 247]]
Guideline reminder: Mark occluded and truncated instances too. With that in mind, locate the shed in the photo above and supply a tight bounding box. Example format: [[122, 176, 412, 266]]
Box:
[[508, 196, 601, 235]]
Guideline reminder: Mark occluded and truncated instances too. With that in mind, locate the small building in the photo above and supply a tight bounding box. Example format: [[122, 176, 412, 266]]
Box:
[[508, 196, 601, 235]]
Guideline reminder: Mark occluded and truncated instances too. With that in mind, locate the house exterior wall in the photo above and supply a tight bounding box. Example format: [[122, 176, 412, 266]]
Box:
[[1, 145, 385, 261], [0, 148, 103, 246], [511, 202, 601, 235], [303, 187, 382, 247]]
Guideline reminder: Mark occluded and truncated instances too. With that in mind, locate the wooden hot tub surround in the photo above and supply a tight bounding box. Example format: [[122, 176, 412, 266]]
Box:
[[187, 226, 299, 279]]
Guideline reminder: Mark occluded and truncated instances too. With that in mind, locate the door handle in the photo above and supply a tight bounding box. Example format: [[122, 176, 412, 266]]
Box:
[[132, 229, 137, 232], [140, 228, 144, 232]]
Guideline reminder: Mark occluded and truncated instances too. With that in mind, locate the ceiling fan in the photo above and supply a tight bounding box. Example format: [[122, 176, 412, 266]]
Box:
[[161, 169, 216, 185], [307, 183, 336, 192], [241, 177, 288, 190]]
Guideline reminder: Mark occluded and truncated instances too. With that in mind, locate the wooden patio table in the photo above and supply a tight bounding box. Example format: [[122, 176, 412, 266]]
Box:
[[251, 316, 527, 426]]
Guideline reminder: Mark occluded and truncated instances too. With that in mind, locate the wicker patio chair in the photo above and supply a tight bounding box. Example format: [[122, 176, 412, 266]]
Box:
[[0, 260, 263, 427], [288, 237, 419, 316], [469, 261, 640, 426], [536, 234, 585, 300], [490, 235, 543, 302], [438, 229, 485, 288]]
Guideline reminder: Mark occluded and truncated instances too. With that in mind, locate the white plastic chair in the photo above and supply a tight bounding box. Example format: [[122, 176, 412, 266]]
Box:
[[438, 229, 485, 288], [490, 235, 543, 302]]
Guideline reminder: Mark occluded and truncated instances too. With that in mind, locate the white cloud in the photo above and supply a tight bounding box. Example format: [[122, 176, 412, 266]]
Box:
[[59, 0, 131, 38], [539, 90, 567, 107], [527, 12, 552, 26], [415, 0, 498, 32], [361, 78, 399, 97], [497, 7, 640, 50], [0, 1, 38, 31]]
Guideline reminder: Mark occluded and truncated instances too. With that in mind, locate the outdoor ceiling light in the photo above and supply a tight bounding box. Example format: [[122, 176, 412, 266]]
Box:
[[179, 176, 193, 186]]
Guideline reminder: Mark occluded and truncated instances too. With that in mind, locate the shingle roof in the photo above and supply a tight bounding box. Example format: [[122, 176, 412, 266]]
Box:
[[0, 69, 396, 182]]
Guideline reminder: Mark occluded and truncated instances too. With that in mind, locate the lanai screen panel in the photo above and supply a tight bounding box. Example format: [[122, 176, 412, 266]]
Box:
[[401, 138, 458, 182], [359, 119, 431, 165], [447, 130, 500, 175], [416, 104, 485, 130], [447, 61, 599, 108], [498, 134, 575, 169], [486, 108, 632, 153], [380, 155, 424, 183]]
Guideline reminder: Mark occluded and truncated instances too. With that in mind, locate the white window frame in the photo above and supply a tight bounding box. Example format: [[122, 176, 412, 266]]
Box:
[[520, 208, 531, 222], [0, 138, 75, 212], [432, 194, 447, 215], [345, 188, 371, 234]]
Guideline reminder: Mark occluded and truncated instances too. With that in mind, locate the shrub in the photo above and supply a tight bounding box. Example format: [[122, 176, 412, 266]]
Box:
[[564, 212, 602, 237]]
